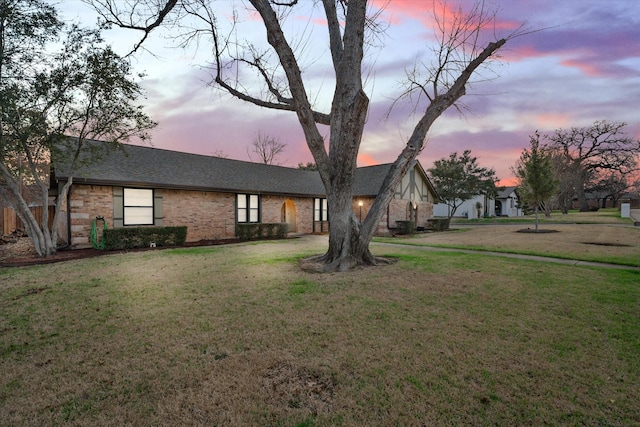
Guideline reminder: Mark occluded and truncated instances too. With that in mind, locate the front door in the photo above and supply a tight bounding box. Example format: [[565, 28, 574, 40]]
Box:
[[281, 199, 297, 233], [495, 200, 503, 216]]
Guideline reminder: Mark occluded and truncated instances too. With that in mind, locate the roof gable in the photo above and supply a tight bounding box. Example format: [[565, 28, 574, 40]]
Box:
[[496, 186, 518, 199]]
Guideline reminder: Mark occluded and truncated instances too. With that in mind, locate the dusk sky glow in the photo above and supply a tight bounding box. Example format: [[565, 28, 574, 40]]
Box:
[[59, 0, 640, 185]]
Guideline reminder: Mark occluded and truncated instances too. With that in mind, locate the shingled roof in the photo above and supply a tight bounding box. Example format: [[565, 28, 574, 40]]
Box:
[[53, 142, 396, 198], [496, 186, 519, 198]]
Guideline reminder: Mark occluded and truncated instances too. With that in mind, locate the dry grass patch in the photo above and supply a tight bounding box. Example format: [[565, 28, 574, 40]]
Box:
[[458, 208, 634, 225], [1, 236, 639, 425], [380, 223, 640, 267]]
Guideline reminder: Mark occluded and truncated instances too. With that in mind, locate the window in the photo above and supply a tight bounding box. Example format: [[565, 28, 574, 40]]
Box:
[[237, 194, 260, 223], [124, 188, 154, 225], [314, 198, 328, 221]]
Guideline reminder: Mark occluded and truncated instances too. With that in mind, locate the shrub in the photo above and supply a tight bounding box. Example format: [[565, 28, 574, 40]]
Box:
[[395, 220, 416, 235], [237, 223, 288, 240], [103, 226, 187, 250], [426, 218, 451, 231]]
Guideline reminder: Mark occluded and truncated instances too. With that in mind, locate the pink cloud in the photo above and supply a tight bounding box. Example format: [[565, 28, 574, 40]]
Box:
[[535, 114, 572, 129], [499, 45, 547, 62], [357, 152, 379, 167], [560, 58, 606, 78], [294, 15, 328, 27], [372, 0, 520, 42], [498, 177, 519, 187]]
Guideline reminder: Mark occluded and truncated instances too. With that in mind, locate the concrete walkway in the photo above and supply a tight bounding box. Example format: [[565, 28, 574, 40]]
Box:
[[371, 241, 640, 272]]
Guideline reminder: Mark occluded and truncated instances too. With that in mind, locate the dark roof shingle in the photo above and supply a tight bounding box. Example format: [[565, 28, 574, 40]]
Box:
[[55, 142, 396, 197]]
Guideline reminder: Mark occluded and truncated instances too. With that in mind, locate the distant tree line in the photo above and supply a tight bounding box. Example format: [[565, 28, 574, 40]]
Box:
[[514, 120, 640, 214], [427, 120, 639, 223]]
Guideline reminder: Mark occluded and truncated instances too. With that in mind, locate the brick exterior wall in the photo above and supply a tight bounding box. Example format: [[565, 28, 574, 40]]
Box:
[[388, 199, 433, 230], [70, 186, 240, 247], [69, 185, 113, 247], [261, 195, 314, 234], [162, 189, 236, 241], [68, 184, 435, 248], [353, 197, 434, 236], [68, 185, 321, 247]]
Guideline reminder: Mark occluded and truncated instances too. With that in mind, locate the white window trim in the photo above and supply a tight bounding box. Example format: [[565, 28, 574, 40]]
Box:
[[237, 193, 260, 223], [123, 188, 154, 226]]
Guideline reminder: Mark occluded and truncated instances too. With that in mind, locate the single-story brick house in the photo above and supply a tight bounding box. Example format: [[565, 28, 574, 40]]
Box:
[[51, 142, 438, 248]]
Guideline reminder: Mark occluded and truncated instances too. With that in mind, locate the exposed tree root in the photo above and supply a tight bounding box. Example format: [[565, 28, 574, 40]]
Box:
[[298, 254, 397, 273]]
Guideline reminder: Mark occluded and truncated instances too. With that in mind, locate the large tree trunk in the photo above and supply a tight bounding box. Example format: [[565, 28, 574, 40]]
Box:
[[576, 184, 590, 212], [0, 159, 58, 257], [311, 193, 374, 272], [252, 0, 506, 272]]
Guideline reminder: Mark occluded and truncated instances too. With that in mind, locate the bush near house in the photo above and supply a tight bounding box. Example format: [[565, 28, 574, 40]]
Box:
[[237, 223, 288, 240], [426, 218, 451, 231], [395, 220, 416, 235], [103, 226, 187, 250]]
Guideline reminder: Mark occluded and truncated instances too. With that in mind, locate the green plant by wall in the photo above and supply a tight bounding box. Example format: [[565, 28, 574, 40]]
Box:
[[426, 218, 451, 231], [395, 220, 416, 235], [103, 226, 187, 250], [237, 223, 288, 240]]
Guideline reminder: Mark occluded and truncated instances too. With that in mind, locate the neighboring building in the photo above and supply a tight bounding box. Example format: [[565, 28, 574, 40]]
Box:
[[51, 142, 438, 248], [494, 186, 522, 217], [433, 194, 494, 219], [433, 186, 523, 219], [574, 190, 640, 210]]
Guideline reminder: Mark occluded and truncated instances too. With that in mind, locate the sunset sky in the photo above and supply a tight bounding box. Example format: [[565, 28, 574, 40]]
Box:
[[59, 0, 640, 185]]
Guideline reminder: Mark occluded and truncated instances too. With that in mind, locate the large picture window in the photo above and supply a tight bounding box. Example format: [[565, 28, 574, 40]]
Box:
[[124, 188, 154, 225], [314, 198, 328, 221], [237, 194, 260, 223]]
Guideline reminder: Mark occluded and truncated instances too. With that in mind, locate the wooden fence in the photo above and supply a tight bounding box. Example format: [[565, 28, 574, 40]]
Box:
[[2, 206, 56, 235]]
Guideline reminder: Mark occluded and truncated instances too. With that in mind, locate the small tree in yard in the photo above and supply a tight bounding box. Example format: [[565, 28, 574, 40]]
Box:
[[513, 132, 558, 231], [91, 0, 524, 271], [0, 0, 156, 256], [428, 150, 497, 220]]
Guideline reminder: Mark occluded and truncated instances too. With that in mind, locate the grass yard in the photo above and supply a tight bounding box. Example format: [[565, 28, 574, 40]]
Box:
[[378, 220, 640, 267], [1, 232, 639, 426], [454, 208, 635, 225]]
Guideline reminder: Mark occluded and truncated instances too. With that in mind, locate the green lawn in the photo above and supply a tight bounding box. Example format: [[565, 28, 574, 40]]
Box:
[[452, 208, 634, 225], [1, 237, 639, 426], [373, 232, 640, 267]]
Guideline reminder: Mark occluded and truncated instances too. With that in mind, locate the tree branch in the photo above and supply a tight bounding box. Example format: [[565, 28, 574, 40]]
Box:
[[87, 0, 179, 53]]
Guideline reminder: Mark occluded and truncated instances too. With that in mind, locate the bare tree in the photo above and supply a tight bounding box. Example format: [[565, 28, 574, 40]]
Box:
[[548, 150, 574, 214], [211, 149, 228, 158], [89, 0, 523, 272], [247, 132, 286, 165], [544, 120, 640, 212], [591, 171, 631, 208]]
